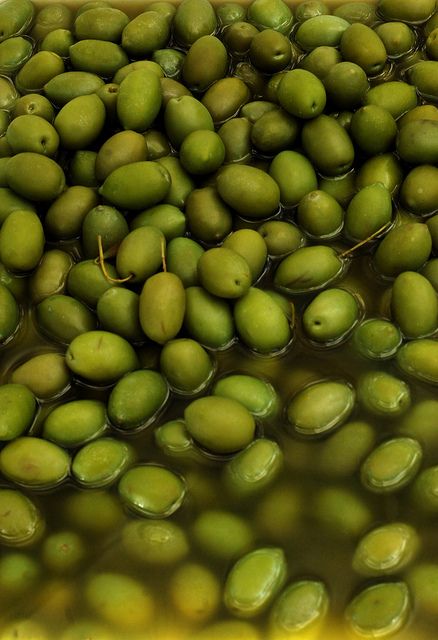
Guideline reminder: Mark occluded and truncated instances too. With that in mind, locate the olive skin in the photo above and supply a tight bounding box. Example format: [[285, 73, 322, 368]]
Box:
[[302, 288, 360, 344], [344, 183, 392, 242], [269, 150, 318, 207], [400, 165, 438, 216], [65, 330, 139, 384], [95, 131, 148, 183], [164, 95, 214, 148], [184, 396, 256, 455], [391, 271, 438, 338], [54, 93, 106, 150], [397, 339, 438, 385], [184, 286, 235, 350], [378, 0, 436, 24], [6, 152, 65, 202], [0, 209, 44, 272], [99, 161, 171, 211], [277, 68, 326, 119], [0, 383, 36, 441], [216, 164, 280, 220], [173, 0, 217, 47], [397, 120, 438, 164], [197, 247, 251, 299], [373, 223, 432, 278], [234, 287, 292, 354], [117, 69, 162, 133], [340, 23, 387, 76], [274, 245, 344, 294], [350, 105, 397, 155], [139, 272, 186, 345], [182, 35, 228, 92], [301, 115, 355, 176], [0, 282, 19, 343]]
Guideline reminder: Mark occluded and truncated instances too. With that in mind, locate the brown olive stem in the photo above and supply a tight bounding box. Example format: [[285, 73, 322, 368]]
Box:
[[97, 234, 132, 283], [339, 222, 392, 259]]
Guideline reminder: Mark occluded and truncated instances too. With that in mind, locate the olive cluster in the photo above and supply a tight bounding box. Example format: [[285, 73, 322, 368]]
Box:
[[0, 0, 438, 638]]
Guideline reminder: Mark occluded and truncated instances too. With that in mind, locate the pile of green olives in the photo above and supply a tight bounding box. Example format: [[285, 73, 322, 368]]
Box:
[[0, 0, 438, 637]]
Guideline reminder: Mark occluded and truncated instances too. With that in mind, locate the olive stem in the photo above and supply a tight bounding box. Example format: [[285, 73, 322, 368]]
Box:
[[161, 237, 167, 272], [339, 222, 392, 258], [97, 234, 132, 283]]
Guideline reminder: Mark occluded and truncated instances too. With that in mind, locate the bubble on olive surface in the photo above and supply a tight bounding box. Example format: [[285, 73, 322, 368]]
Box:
[[224, 547, 288, 618], [360, 437, 423, 494]]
